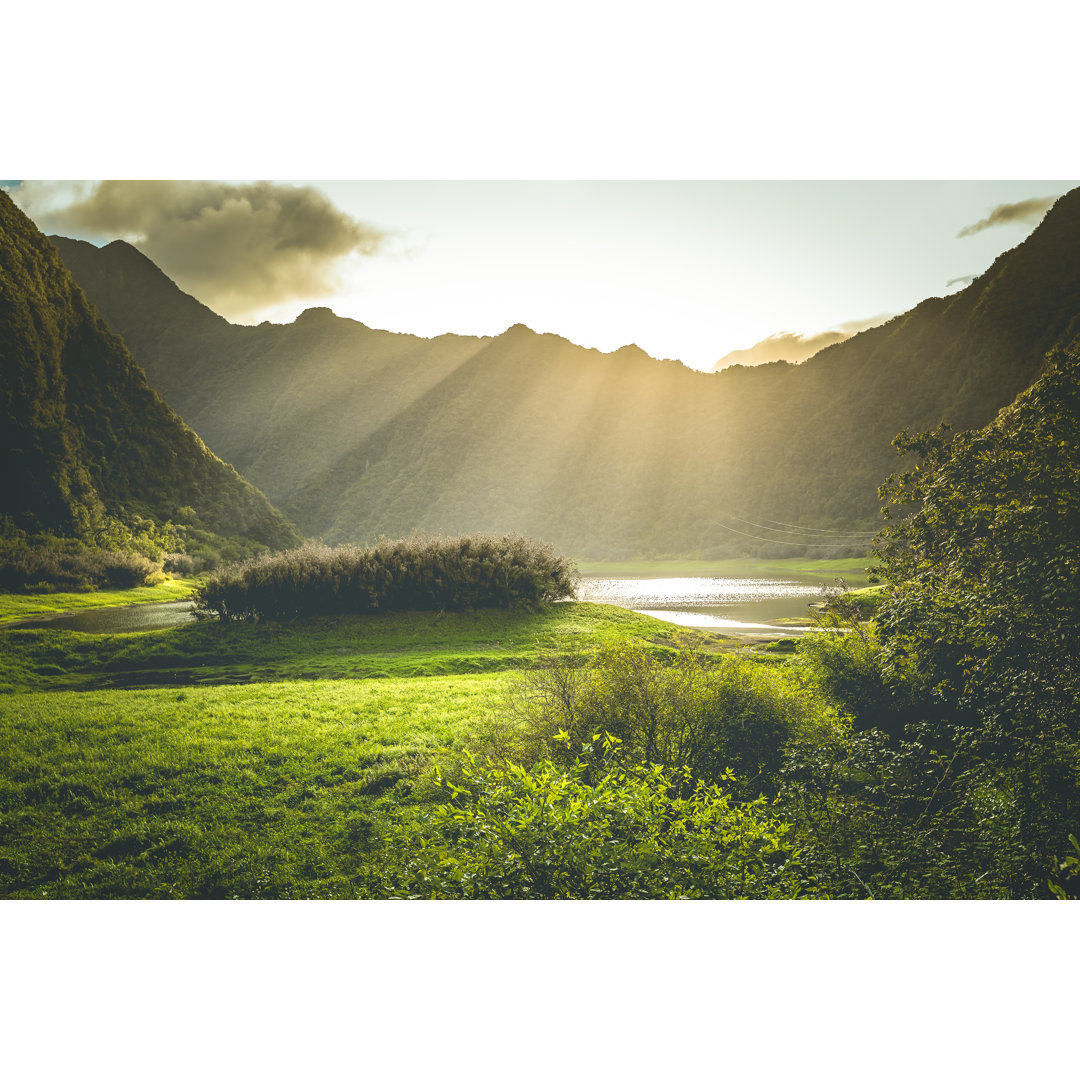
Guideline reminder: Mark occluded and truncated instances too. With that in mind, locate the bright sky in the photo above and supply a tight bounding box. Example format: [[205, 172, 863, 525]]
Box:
[[10, 179, 1074, 371], [311, 179, 1077, 369]]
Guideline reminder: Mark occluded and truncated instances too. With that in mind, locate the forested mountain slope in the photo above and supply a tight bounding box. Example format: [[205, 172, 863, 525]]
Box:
[[0, 191, 300, 553], [52, 186, 1080, 559]]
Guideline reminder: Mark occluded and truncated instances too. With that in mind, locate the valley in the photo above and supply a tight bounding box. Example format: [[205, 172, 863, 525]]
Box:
[[2, 182, 1079, 900]]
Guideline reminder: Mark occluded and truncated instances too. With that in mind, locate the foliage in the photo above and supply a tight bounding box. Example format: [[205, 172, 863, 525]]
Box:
[[193, 534, 579, 621], [481, 637, 838, 801], [874, 347, 1080, 715], [1048, 834, 1080, 900], [797, 593, 922, 739], [373, 736, 812, 899], [779, 723, 1020, 899], [0, 540, 162, 592], [866, 345, 1080, 893]]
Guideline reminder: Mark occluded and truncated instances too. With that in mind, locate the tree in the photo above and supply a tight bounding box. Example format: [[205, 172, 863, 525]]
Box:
[[869, 344, 1080, 893]]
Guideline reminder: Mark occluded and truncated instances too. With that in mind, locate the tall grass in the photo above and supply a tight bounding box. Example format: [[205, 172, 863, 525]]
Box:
[[194, 534, 579, 621]]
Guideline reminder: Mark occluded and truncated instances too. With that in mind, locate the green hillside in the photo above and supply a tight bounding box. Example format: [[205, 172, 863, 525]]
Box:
[[52, 185, 1080, 559], [0, 190, 301, 569]]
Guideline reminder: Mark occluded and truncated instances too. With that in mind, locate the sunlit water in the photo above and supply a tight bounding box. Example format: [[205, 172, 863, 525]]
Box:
[[4, 600, 197, 633], [576, 576, 823, 637]]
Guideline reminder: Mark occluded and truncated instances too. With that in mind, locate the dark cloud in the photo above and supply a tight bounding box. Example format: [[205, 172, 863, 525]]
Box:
[[712, 314, 890, 372], [947, 274, 976, 288], [957, 196, 1058, 238], [14, 180, 386, 318]]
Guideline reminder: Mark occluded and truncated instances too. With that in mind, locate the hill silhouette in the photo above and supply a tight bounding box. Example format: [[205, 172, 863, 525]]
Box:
[[51, 186, 1080, 559], [0, 191, 300, 557]]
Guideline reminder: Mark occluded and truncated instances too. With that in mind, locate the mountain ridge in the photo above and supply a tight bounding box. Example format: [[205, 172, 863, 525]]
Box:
[[49, 186, 1080, 559]]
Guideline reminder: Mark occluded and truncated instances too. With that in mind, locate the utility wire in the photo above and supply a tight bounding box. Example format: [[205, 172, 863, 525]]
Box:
[[707, 519, 870, 548], [723, 513, 880, 539]]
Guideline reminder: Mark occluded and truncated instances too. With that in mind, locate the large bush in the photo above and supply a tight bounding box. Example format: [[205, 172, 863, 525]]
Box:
[[776, 347, 1080, 898], [483, 638, 837, 800], [193, 534, 579, 620]]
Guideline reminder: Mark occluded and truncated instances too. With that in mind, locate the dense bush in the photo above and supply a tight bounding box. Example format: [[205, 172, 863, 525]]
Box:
[[193, 534, 579, 621], [777, 347, 1080, 897], [778, 724, 1023, 899], [796, 620, 924, 739], [162, 552, 202, 576], [483, 638, 838, 800], [0, 538, 163, 592], [372, 737, 812, 899]]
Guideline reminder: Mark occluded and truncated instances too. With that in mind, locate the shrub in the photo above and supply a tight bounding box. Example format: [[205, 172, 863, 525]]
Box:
[[163, 552, 201, 576], [372, 737, 813, 899], [795, 623, 922, 739], [0, 538, 163, 592], [483, 638, 837, 800], [193, 533, 579, 621]]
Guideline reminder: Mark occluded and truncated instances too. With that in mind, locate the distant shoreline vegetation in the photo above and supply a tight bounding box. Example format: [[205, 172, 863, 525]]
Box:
[[193, 534, 580, 621]]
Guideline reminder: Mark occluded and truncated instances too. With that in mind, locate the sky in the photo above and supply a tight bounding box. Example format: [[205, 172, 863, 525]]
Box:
[[8, 179, 1075, 370]]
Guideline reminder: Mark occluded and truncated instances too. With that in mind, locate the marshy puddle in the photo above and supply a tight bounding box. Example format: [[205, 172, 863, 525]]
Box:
[[3, 600, 197, 633]]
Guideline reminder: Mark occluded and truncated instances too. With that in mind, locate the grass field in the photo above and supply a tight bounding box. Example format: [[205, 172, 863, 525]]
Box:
[[0, 558, 858, 899], [0, 602, 715, 693], [0, 602, 724, 898], [0, 675, 513, 898]]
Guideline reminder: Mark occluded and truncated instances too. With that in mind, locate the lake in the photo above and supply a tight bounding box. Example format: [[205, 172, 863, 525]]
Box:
[[575, 575, 826, 637]]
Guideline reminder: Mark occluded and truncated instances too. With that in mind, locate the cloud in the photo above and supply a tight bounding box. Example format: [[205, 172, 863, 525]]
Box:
[[712, 314, 891, 371], [957, 196, 1058, 238], [946, 274, 976, 288], [13, 180, 386, 319]]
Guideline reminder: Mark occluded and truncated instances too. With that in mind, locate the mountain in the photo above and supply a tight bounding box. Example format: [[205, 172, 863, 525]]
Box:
[[0, 190, 300, 553], [50, 186, 1080, 559]]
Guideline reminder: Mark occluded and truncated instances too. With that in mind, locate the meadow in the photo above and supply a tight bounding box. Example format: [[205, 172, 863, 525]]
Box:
[[0, 600, 722, 898]]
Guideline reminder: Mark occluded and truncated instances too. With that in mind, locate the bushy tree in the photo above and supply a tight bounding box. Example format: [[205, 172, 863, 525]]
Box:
[[865, 344, 1080, 893]]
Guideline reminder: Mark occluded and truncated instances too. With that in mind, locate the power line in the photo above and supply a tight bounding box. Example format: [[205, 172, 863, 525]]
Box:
[[707, 519, 870, 548], [724, 513, 879, 538]]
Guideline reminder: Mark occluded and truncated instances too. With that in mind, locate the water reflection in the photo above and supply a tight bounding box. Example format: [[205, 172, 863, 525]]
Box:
[[4, 600, 196, 633], [576, 576, 822, 637]]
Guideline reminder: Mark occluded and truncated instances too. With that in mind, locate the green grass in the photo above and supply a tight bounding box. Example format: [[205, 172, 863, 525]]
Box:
[[0, 601, 735, 898], [0, 577, 200, 625], [576, 557, 873, 587], [0, 602, 714, 694], [0, 675, 514, 898], [846, 584, 887, 616]]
